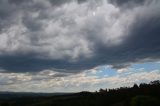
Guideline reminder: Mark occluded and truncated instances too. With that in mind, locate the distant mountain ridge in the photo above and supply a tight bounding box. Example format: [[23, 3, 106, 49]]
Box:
[[0, 91, 73, 100]]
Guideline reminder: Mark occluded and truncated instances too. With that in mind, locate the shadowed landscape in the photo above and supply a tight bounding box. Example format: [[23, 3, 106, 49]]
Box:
[[0, 80, 160, 106]]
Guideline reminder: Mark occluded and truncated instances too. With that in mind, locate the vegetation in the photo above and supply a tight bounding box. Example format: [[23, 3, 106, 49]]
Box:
[[0, 80, 160, 106]]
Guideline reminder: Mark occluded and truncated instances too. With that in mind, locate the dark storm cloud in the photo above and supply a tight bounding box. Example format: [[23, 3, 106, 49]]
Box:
[[0, 0, 160, 73], [0, 55, 81, 73], [94, 12, 160, 69]]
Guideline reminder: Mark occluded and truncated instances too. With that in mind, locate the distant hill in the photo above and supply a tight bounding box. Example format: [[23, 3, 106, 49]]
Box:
[[0, 92, 73, 100], [0, 80, 160, 106]]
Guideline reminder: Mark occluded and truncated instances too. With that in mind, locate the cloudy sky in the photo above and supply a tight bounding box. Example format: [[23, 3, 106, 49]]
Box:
[[0, 0, 160, 92]]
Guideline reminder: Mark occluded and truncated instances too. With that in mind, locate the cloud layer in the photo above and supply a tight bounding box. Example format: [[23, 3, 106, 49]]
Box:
[[0, 66, 160, 92], [0, 0, 160, 73]]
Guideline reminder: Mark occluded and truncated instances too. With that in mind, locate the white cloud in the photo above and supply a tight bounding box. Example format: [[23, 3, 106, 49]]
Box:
[[117, 67, 129, 73], [0, 67, 160, 92]]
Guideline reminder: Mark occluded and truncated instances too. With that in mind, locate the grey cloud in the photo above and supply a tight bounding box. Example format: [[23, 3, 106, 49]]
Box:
[[0, 0, 16, 31], [0, 0, 160, 73], [49, 0, 72, 6], [77, 0, 87, 4], [0, 70, 70, 88], [49, 0, 87, 5], [108, 0, 146, 9], [8, 0, 31, 4]]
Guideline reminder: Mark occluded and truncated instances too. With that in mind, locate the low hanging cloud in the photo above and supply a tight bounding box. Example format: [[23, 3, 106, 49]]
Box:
[[0, 0, 160, 73]]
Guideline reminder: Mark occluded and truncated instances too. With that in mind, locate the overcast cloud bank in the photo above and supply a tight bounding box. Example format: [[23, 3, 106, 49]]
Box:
[[0, 0, 160, 73]]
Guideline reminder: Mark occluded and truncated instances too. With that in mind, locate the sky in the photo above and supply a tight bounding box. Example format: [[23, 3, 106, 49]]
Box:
[[0, 0, 160, 92]]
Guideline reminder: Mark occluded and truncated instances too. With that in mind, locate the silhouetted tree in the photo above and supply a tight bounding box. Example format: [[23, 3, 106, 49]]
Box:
[[150, 80, 160, 85], [99, 88, 105, 93], [133, 84, 139, 89], [139, 83, 148, 88]]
